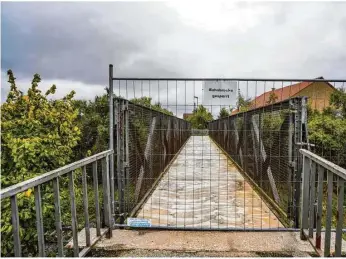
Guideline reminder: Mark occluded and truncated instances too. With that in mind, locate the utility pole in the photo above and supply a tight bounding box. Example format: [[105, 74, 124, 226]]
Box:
[[194, 96, 198, 110]]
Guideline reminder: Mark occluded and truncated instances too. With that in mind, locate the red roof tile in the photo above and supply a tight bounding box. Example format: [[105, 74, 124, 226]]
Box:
[[250, 81, 314, 109]]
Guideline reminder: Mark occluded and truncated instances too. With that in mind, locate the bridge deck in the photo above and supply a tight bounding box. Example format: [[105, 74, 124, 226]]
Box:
[[136, 136, 283, 229]]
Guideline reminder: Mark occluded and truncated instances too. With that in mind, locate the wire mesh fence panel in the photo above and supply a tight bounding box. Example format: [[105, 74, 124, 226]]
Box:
[[111, 76, 345, 230], [209, 98, 305, 227], [114, 98, 191, 221]]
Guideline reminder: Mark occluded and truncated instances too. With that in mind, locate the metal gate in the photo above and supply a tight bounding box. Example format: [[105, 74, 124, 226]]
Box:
[[108, 65, 345, 231]]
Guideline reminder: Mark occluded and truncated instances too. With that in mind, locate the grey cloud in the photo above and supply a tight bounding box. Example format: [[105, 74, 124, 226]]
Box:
[[1, 2, 185, 85], [1, 1, 346, 112]]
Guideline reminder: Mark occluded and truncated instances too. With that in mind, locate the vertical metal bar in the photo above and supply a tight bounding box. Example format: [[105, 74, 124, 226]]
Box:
[[335, 177, 344, 257], [125, 100, 129, 210], [93, 161, 101, 236], [102, 156, 113, 237], [300, 155, 310, 240], [69, 171, 79, 257], [109, 64, 115, 220], [116, 99, 124, 224], [10, 195, 21, 257], [82, 166, 91, 246], [34, 185, 45, 257], [294, 98, 303, 228], [308, 161, 316, 238], [287, 104, 294, 219], [117, 99, 124, 224], [315, 165, 324, 249], [324, 170, 333, 257], [121, 100, 125, 220], [53, 178, 63, 257]]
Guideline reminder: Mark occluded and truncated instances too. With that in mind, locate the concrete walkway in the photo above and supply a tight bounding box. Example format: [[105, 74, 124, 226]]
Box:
[[136, 136, 283, 229]]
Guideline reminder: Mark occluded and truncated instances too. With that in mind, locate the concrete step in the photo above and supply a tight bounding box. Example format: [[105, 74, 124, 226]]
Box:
[[91, 229, 317, 257]]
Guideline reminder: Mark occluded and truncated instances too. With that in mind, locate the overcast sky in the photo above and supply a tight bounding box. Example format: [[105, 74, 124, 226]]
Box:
[[1, 1, 346, 116]]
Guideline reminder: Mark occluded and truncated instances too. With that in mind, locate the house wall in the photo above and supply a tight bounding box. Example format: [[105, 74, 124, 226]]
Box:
[[293, 82, 335, 111]]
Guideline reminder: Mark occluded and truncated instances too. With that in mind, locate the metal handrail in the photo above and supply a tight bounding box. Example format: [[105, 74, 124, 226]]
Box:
[[300, 148, 345, 257], [1, 150, 114, 257], [299, 149, 346, 180], [0, 149, 114, 199]]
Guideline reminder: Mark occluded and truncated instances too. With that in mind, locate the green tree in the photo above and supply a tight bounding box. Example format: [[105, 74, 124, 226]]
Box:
[[72, 92, 109, 158], [186, 105, 213, 129], [218, 107, 229, 119], [131, 97, 173, 115], [329, 87, 346, 117], [308, 87, 346, 168], [1, 70, 81, 256], [237, 92, 252, 112]]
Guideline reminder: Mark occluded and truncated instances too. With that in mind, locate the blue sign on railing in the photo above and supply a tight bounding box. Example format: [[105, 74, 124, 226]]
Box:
[[127, 218, 152, 228]]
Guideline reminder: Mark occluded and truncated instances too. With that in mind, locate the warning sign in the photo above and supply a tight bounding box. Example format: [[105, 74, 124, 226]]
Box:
[[202, 81, 237, 106]]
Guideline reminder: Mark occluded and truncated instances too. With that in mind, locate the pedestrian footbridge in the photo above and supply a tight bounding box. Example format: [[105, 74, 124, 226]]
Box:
[[1, 73, 345, 257]]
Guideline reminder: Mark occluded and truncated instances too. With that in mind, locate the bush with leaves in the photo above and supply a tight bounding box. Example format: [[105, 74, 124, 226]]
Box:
[[72, 92, 109, 159], [237, 92, 252, 112], [1, 70, 81, 256], [131, 97, 173, 115], [218, 107, 229, 119], [186, 105, 213, 129], [308, 87, 346, 168]]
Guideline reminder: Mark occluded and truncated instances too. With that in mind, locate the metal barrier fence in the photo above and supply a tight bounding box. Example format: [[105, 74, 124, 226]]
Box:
[[0, 150, 114, 257], [208, 97, 307, 227], [300, 149, 346, 257], [110, 71, 345, 230], [114, 98, 191, 223]]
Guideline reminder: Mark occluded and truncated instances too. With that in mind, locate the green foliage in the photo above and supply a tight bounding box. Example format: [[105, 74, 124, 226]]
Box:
[[131, 97, 173, 115], [218, 107, 229, 119], [72, 92, 109, 158], [237, 92, 252, 112], [262, 111, 287, 148], [1, 70, 81, 256], [308, 87, 346, 168], [186, 105, 213, 129], [329, 87, 346, 117]]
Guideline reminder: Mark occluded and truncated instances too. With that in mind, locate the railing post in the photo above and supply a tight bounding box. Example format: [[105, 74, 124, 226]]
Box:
[[10, 195, 21, 257], [124, 100, 129, 214], [300, 155, 310, 240], [293, 98, 304, 228], [109, 64, 115, 221], [34, 185, 45, 257], [102, 155, 113, 238], [308, 161, 316, 238], [324, 171, 333, 256], [335, 177, 345, 257], [116, 99, 125, 224], [52, 178, 63, 257], [68, 172, 79, 257], [315, 165, 324, 249]]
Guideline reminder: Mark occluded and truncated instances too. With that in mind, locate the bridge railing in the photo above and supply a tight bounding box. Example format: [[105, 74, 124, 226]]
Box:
[[114, 98, 191, 223], [0, 150, 114, 257], [208, 97, 308, 227], [300, 149, 346, 257]]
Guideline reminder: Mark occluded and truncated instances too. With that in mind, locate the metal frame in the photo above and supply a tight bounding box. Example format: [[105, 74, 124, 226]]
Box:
[[113, 77, 345, 82], [300, 148, 346, 257], [0, 150, 114, 257], [209, 97, 306, 227]]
